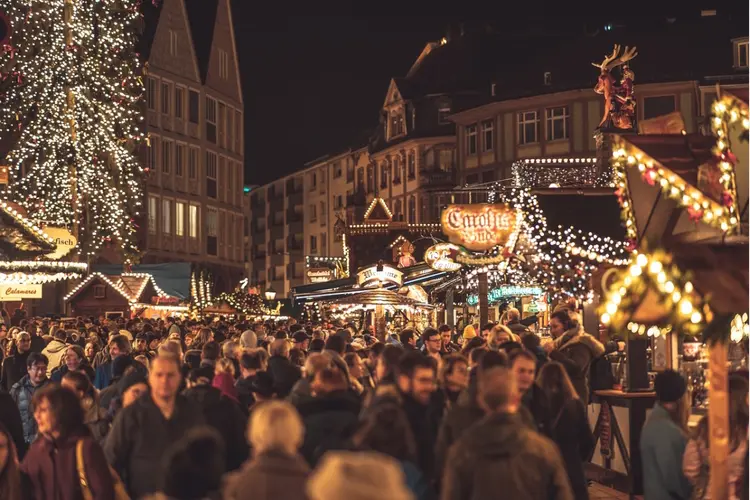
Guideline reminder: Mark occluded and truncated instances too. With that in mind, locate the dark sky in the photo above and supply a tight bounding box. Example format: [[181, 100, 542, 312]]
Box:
[[230, 1, 740, 186]]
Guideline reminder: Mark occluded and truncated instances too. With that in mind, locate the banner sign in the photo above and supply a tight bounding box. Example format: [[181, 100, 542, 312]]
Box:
[[424, 243, 463, 272], [307, 268, 333, 284], [467, 285, 543, 306], [357, 264, 403, 287], [441, 204, 518, 251], [0, 284, 42, 301], [43, 227, 77, 260]]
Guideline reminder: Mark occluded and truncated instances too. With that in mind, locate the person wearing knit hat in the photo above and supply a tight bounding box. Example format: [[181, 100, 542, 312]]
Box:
[[462, 324, 477, 340], [307, 451, 414, 500], [640, 369, 691, 500]]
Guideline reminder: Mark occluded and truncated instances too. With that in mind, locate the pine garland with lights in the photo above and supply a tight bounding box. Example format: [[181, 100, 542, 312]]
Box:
[[0, 0, 147, 261], [219, 289, 264, 316]]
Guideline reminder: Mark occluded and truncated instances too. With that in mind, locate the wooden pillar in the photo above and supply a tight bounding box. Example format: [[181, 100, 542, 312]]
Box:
[[478, 271, 488, 328], [446, 289, 454, 328], [708, 341, 729, 500]]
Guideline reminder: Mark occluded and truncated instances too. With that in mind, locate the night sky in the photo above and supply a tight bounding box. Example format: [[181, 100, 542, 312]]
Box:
[[230, 2, 740, 186]]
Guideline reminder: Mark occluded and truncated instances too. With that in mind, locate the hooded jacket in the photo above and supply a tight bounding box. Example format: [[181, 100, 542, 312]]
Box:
[[223, 450, 309, 500], [294, 390, 361, 466], [549, 324, 604, 404], [10, 374, 50, 443], [41, 339, 67, 377], [441, 412, 574, 500], [0, 350, 31, 392]]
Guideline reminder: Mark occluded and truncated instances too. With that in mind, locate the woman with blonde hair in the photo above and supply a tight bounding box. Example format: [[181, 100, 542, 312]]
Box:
[[212, 358, 239, 403], [537, 361, 594, 500], [223, 401, 309, 500]]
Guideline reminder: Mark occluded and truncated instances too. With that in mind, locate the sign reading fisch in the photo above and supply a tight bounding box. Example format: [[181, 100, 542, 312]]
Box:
[[357, 264, 403, 287], [43, 227, 77, 260], [441, 204, 517, 251], [0, 284, 42, 301]]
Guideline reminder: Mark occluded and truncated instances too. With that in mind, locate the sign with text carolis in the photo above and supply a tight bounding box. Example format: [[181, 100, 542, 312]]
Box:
[[441, 204, 518, 251], [0, 284, 43, 301]]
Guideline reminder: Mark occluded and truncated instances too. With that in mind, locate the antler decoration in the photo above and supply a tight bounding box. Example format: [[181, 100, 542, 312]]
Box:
[[592, 44, 639, 130], [592, 45, 638, 72]]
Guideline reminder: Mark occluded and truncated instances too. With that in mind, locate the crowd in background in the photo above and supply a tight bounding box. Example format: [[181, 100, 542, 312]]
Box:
[[0, 305, 745, 499]]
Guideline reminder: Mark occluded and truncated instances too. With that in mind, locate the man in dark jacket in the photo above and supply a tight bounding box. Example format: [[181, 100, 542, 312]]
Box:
[[267, 339, 301, 398], [10, 352, 50, 444], [510, 349, 552, 437], [94, 334, 132, 390], [1, 331, 32, 391], [505, 308, 530, 335], [294, 367, 360, 466], [105, 356, 204, 498], [441, 366, 573, 500], [235, 350, 263, 410], [183, 366, 249, 471]]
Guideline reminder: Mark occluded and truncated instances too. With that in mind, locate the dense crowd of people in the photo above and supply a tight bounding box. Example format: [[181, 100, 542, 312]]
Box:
[[0, 306, 746, 499]]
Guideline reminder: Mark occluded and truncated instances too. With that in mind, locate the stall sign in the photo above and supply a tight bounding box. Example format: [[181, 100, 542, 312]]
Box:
[[43, 227, 77, 260], [151, 296, 180, 305], [307, 268, 333, 284], [357, 264, 403, 287], [441, 204, 518, 251], [467, 285, 543, 306], [424, 243, 463, 272], [0, 284, 42, 300]]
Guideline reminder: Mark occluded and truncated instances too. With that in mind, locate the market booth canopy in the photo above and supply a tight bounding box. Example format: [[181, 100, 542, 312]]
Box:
[[327, 288, 426, 307]]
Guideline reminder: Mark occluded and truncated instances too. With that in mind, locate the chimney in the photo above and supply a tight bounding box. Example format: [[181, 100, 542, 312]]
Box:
[[544, 72, 552, 86]]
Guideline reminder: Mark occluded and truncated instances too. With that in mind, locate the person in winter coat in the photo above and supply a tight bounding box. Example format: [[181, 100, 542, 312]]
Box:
[[441, 365, 573, 500], [546, 309, 604, 404], [40, 329, 67, 377], [510, 349, 553, 437], [267, 339, 302, 398], [183, 366, 249, 471], [294, 367, 361, 466], [537, 361, 595, 500], [0, 391, 26, 461], [49, 345, 95, 383], [94, 334, 132, 390], [223, 400, 310, 500], [504, 308, 530, 335], [0, 332, 32, 392], [352, 402, 431, 500], [61, 371, 110, 445], [10, 353, 50, 444], [0, 421, 22, 500], [21, 384, 115, 500], [235, 350, 265, 410], [641, 369, 692, 500]]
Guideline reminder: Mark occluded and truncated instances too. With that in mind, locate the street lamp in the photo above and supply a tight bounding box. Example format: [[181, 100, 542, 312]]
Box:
[[265, 286, 277, 302]]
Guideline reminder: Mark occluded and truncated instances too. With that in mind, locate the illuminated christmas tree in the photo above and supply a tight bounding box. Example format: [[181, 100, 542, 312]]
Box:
[[0, 0, 147, 261]]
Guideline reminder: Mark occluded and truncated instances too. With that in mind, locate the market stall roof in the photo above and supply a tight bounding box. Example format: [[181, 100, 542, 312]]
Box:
[[0, 199, 56, 259], [327, 288, 425, 307], [64, 272, 171, 303]]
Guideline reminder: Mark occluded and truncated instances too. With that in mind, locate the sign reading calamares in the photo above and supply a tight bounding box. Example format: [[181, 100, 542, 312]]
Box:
[[441, 204, 517, 251], [0, 284, 42, 301]]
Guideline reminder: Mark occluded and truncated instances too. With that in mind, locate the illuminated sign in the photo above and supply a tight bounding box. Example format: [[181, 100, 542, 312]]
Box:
[[467, 286, 543, 306], [357, 264, 403, 287], [307, 268, 333, 284], [43, 227, 77, 260], [425, 243, 463, 272], [0, 284, 42, 301], [441, 204, 518, 251]]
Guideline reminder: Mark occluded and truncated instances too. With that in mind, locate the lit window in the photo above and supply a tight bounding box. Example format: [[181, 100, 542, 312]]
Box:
[[189, 205, 199, 239], [466, 125, 478, 155], [162, 199, 172, 235], [481, 120, 494, 152], [546, 106, 569, 141], [148, 196, 157, 234], [517, 111, 539, 145], [175, 201, 185, 236]]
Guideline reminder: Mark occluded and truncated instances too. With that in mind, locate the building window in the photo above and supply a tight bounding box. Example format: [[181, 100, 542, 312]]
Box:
[[366, 165, 374, 193], [175, 201, 185, 236], [380, 163, 388, 187], [333, 162, 342, 178], [546, 106, 569, 141], [390, 112, 405, 137], [438, 104, 451, 124], [219, 49, 229, 80], [218, 102, 227, 148], [357, 167, 364, 187], [161, 82, 171, 115], [310, 235, 317, 254], [188, 147, 198, 179], [234, 109, 241, 153], [466, 125, 478, 155], [93, 285, 106, 299], [439, 150, 453, 171], [480, 120, 494, 152], [517, 111, 539, 145], [207, 207, 218, 255], [321, 233, 327, 255], [394, 199, 402, 221], [346, 163, 354, 183], [320, 201, 326, 226], [175, 144, 185, 177], [205, 96, 217, 143], [737, 40, 749, 68], [206, 151, 217, 198], [169, 29, 177, 55], [334, 195, 343, 209], [189, 205, 198, 239], [188, 90, 199, 124], [162, 199, 171, 235], [393, 157, 401, 183], [309, 204, 317, 222], [174, 86, 184, 119], [407, 152, 416, 179], [643, 96, 676, 120], [408, 196, 416, 224], [146, 77, 157, 111], [162, 140, 172, 174], [148, 136, 158, 172], [148, 196, 157, 234]]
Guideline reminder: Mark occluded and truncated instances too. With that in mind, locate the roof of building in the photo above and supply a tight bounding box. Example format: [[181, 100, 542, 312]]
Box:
[[183, 0, 219, 83], [138, 1, 164, 61]]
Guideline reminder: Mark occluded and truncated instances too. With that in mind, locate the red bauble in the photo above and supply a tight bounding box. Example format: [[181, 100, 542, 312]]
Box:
[[687, 207, 704, 222], [721, 191, 734, 208]]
